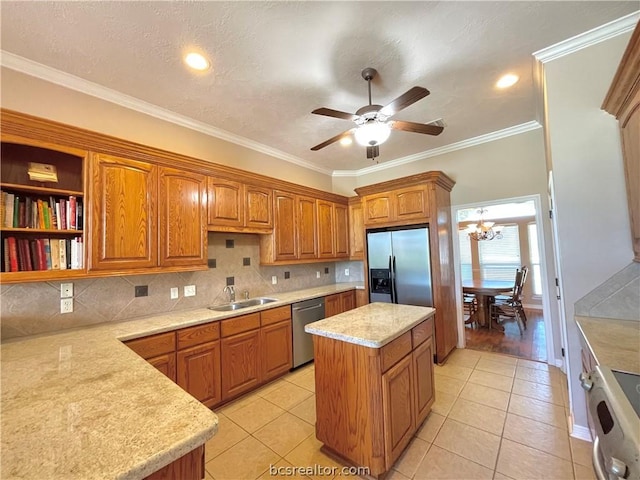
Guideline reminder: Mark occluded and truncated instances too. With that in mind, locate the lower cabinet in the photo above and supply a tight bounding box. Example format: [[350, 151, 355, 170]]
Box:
[[325, 290, 356, 318], [177, 341, 222, 408], [144, 444, 205, 480], [148, 352, 177, 382], [124, 331, 177, 382], [221, 328, 262, 401], [382, 354, 415, 466]]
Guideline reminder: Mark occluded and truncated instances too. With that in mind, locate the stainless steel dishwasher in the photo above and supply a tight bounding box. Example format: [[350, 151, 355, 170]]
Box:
[[292, 297, 325, 368]]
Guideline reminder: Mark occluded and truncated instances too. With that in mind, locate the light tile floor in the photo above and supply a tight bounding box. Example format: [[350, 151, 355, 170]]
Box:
[[205, 349, 595, 480]]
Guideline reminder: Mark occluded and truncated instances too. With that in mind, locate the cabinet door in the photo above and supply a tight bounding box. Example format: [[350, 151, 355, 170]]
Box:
[[177, 341, 222, 408], [621, 96, 640, 261], [395, 185, 429, 222], [148, 353, 177, 383], [317, 200, 335, 258], [363, 192, 393, 225], [273, 191, 297, 260], [221, 329, 261, 400], [245, 185, 273, 230], [355, 289, 369, 308], [261, 320, 292, 382], [208, 178, 243, 227], [348, 200, 365, 259], [159, 167, 207, 267], [297, 195, 318, 259], [334, 203, 349, 258], [382, 354, 415, 468], [324, 293, 341, 318], [412, 339, 434, 428], [90, 153, 157, 270], [340, 290, 355, 312]]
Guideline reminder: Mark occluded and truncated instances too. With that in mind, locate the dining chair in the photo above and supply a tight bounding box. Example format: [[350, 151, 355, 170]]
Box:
[[463, 292, 478, 326], [490, 269, 526, 335]]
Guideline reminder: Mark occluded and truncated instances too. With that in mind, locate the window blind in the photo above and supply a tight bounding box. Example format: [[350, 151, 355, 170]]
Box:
[[478, 224, 521, 281]]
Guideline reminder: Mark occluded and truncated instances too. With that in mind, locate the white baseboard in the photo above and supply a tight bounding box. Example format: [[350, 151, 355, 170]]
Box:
[[571, 424, 593, 442]]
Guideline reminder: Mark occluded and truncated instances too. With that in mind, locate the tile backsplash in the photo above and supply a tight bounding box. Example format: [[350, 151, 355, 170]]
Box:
[[0, 233, 364, 340]]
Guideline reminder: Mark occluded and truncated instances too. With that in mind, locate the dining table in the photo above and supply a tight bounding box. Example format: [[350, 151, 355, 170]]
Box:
[[462, 279, 514, 331]]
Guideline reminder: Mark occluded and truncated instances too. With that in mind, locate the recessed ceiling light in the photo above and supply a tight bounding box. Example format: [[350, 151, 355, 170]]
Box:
[[184, 52, 211, 71], [496, 73, 519, 89], [340, 137, 353, 146]]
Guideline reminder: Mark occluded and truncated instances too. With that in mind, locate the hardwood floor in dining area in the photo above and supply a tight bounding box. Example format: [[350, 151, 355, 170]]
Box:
[[465, 308, 547, 362]]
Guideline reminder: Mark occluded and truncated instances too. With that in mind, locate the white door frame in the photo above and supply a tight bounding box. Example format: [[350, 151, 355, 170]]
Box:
[[451, 194, 556, 365]]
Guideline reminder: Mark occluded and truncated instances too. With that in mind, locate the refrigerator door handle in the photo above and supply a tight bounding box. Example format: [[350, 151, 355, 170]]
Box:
[[392, 256, 399, 304], [388, 255, 395, 303]]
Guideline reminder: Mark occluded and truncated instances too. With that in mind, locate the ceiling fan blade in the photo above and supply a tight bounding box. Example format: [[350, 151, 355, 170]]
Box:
[[391, 120, 444, 136], [311, 108, 358, 121], [379, 87, 430, 117], [310, 129, 355, 151]]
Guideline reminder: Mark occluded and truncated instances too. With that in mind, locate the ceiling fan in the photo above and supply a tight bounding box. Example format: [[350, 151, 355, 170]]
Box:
[[310, 67, 444, 160]]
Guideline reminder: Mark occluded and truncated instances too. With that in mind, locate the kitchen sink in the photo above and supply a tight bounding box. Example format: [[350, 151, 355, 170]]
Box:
[[208, 297, 278, 312]]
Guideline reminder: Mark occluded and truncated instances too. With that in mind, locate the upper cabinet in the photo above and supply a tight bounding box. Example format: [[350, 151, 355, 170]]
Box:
[[208, 178, 272, 233], [0, 133, 89, 283], [90, 153, 158, 271], [602, 23, 640, 262], [159, 167, 207, 267], [361, 184, 430, 226], [89, 154, 207, 273], [348, 197, 364, 260]]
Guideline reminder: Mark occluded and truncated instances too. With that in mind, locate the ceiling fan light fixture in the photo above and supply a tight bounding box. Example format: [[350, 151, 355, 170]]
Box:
[[184, 52, 211, 71], [339, 137, 353, 146], [496, 73, 519, 89], [354, 121, 391, 147]]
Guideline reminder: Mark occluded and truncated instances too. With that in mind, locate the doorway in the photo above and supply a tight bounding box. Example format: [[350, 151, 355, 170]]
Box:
[[452, 195, 555, 363]]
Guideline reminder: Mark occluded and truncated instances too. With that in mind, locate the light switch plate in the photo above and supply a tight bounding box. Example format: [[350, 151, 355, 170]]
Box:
[[184, 285, 196, 297], [170, 287, 179, 299], [271, 275, 277, 285], [60, 283, 73, 298], [345, 268, 350, 276], [316, 271, 321, 278]]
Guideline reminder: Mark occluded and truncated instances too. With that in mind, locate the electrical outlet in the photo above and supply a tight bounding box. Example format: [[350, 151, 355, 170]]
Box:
[[60, 283, 73, 298], [271, 275, 277, 285], [170, 287, 179, 299], [60, 298, 73, 314], [184, 285, 196, 297], [345, 268, 350, 276], [316, 271, 321, 278]]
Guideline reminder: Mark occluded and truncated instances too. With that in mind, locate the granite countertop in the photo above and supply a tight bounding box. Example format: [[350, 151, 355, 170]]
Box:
[[576, 315, 640, 375], [0, 282, 363, 479], [305, 302, 435, 348]]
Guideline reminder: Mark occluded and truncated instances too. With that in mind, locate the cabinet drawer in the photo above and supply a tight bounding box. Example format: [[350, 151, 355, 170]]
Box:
[[411, 319, 433, 348], [221, 313, 260, 337], [261, 305, 291, 326], [177, 322, 220, 350], [380, 331, 412, 373], [125, 332, 176, 359]]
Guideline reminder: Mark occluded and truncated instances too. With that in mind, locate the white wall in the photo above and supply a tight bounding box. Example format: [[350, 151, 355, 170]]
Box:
[[0, 68, 333, 193], [543, 32, 633, 431]]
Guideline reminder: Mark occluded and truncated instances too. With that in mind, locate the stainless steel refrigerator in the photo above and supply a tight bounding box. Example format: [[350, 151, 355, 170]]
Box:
[[367, 225, 433, 306]]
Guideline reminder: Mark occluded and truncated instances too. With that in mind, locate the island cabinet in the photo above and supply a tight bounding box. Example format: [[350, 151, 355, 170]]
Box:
[[207, 178, 273, 233], [308, 303, 435, 476], [90, 154, 208, 272], [355, 171, 457, 364]]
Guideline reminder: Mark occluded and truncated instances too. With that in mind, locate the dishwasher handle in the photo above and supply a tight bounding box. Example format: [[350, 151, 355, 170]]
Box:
[[292, 303, 324, 312]]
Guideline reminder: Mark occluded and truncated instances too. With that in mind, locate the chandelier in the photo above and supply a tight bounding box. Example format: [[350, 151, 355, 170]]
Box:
[[466, 208, 503, 241]]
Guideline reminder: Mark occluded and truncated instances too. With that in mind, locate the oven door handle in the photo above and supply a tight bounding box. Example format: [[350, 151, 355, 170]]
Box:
[[592, 437, 608, 480]]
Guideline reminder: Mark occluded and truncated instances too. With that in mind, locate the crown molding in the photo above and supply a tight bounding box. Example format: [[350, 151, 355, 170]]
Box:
[[0, 51, 333, 176], [533, 11, 640, 63], [332, 121, 542, 178]]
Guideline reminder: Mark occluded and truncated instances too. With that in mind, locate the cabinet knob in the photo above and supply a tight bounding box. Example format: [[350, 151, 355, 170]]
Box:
[[579, 372, 593, 391]]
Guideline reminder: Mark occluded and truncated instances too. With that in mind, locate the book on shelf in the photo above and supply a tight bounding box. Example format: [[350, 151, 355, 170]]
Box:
[[7, 237, 18, 272], [68, 196, 77, 230], [3, 238, 9, 272]]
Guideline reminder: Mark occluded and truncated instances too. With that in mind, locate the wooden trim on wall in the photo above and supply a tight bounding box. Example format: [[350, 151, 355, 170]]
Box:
[[354, 171, 455, 196], [602, 21, 640, 118]]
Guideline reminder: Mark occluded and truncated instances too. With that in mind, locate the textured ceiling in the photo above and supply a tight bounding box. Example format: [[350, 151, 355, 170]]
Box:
[[1, 1, 637, 173]]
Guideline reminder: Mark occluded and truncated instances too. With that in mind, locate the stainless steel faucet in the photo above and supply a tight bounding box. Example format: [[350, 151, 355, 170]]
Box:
[[223, 285, 235, 303]]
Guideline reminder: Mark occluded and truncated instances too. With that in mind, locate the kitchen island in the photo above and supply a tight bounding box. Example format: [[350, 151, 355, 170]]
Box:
[[305, 302, 436, 477]]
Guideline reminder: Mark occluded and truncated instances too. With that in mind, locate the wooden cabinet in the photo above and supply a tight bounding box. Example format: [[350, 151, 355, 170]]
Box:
[[90, 155, 207, 272], [159, 167, 207, 268], [325, 290, 356, 318], [313, 315, 435, 476], [355, 172, 457, 363], [262, 190, 297, 262], [144, 445, 205, 480], [355, 289, 369, 308], [361, 185, 429, 226], [124, 331, 177, 382], [0, 132, 89, 283], [334, 203, 349, 258], [208, 178, 273, 233], [297, 195, 318, 259], [176, 322, 222, 408], [221, 313, 262, 401], [348, 197, 365, 260], [317, 200, 335, 259], [261, 305, 293, 382], [602, 23, 640, 262]]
